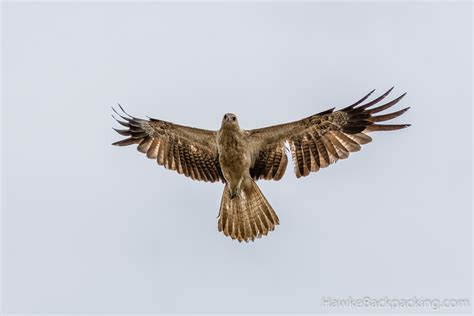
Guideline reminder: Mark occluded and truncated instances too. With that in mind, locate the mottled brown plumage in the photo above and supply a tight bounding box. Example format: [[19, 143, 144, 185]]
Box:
[[112, 88, 410, 242]]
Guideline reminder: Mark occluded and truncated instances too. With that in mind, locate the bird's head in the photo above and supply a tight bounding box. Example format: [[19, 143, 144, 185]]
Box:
[[221, 113, 239, 129]]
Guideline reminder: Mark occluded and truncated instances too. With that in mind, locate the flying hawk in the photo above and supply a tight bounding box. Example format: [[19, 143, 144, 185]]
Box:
[[112, 88, 410, 242]]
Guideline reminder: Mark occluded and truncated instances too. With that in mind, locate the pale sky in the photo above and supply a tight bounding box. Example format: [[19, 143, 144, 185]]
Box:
[[2, 1, 472, 313]]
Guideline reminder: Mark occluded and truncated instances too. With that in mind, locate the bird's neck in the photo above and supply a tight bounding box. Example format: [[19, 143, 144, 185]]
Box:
[[220, 124, 241, 134]]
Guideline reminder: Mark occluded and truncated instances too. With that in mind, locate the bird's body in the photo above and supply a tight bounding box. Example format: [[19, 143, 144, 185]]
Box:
[[217, 113, 252, 197], [215, 113, 279, 237], [112, 88, 410, 242]]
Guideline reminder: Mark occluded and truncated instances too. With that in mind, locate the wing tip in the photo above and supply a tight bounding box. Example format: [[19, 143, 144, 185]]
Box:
[[364, 123, 411, 132]]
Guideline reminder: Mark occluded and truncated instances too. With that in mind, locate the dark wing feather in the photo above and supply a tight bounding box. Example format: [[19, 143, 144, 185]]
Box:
[[247, 88, 410, 179], [112, 105, 224, 183], [249, 143, 288, 180]]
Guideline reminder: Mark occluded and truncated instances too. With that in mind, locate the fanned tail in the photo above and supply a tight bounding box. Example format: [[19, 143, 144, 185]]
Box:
[[218, 178, 279, 242]]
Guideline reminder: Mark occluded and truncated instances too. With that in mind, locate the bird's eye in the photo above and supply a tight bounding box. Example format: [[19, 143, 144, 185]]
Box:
[[224, 115, 227, 120], [232, 117, 236, 121]]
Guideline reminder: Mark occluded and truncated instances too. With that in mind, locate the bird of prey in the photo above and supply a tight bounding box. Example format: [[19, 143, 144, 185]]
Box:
[[112, 88, 410, 242]]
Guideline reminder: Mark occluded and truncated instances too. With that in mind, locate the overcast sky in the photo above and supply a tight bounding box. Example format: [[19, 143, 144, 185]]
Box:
[[2, 1, 472, 314]]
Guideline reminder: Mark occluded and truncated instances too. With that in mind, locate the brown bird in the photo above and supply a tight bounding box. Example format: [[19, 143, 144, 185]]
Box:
[[112, 88, 410, 242]]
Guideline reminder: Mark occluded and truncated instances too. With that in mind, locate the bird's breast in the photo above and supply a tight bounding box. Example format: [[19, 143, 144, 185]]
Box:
[[217, 129, 251, 180]]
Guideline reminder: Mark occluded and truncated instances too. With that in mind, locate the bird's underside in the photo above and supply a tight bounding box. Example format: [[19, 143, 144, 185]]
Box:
[[112, 87, 410, 242]]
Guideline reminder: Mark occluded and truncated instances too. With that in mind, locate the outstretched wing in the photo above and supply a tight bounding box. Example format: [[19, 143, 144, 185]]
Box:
[[247, 88, 410, 179], [112, 105, 224, 183]]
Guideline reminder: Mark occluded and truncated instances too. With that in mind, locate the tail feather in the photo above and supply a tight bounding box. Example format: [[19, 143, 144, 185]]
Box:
[[218, 179, 279, 242]]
